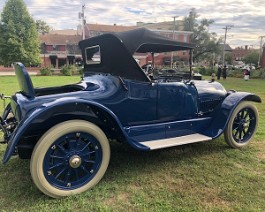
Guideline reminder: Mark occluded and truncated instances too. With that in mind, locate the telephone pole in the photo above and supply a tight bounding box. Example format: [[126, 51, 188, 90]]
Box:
[[171, 16, 178, 68], [258, 36, 265, 67], [79, 5, 86, 40], [222, 25, 233, 66]]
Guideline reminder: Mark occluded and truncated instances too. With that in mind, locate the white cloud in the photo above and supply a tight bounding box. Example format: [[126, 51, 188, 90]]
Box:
[[0, 0, 265, 47]]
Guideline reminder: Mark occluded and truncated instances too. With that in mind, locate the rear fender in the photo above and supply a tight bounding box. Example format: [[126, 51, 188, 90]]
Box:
[[3, 98, 145, 164], [205, 92, 261, 138]]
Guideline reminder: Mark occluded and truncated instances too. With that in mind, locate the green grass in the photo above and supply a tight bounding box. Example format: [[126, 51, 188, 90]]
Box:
[[0, 76, 264, 211]]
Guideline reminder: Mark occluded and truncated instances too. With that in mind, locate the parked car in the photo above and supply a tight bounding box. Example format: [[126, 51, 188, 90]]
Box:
[[0, 28, 261, 198]]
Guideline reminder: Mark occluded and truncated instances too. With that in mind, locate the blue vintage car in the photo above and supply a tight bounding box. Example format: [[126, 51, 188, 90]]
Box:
[[0, 28, 261, 198]]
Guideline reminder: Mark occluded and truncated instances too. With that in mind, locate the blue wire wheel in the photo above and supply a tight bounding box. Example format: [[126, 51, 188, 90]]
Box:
[[43, 132, 103, 190], [30, 120, 110, 198], [224, 102, 258, 148]]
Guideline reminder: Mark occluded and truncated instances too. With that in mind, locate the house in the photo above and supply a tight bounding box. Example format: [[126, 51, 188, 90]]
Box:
[[39, 34, 82, 68], [232, 45, 254, 61]]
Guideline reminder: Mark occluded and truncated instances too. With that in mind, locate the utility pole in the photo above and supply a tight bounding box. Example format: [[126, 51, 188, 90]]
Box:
[[222, 25, 233, 66], [79, 4, 86, 40], [171, 16, 178, 68], [258, 36, 265, 67]]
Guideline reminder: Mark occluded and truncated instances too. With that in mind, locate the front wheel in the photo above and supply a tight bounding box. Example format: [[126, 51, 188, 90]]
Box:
[[224, 101, 259, 148], [30, 120, 110, 198]]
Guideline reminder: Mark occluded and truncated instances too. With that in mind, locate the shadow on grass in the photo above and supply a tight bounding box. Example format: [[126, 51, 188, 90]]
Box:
[[0, 138, 230, 203]]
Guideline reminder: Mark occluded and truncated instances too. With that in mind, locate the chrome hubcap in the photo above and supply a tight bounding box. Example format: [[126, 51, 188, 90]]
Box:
[[69, 155, 82, 168]]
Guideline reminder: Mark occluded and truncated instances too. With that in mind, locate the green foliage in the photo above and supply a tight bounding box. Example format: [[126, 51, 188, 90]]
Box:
[[0, 0, 40, 66], [183, 8, 222, 62], [35, 19, 52, 35], [39, 67, 53, 76], [225, 52, 233, 65], [227, 68, 243, 78], [60, 65, 78, 76], [250, 68, 265, 79], [227, 67, 265, 79], [243, 50, 259, 67], [195, 66, 214, 76]]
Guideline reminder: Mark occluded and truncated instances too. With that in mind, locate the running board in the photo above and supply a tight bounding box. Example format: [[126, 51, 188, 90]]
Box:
[[139, 133, 212, 150]]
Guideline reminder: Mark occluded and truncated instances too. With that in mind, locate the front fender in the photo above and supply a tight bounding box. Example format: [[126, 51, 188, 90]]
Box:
[[204, 92, 261, 138], [3, 98, 146, 164]]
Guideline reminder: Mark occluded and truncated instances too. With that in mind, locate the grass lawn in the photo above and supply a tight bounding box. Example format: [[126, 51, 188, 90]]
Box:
[[0, 76, 264, 211]]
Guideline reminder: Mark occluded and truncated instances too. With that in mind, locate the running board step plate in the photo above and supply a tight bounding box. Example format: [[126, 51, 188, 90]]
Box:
[[139, 133, 212, 150]]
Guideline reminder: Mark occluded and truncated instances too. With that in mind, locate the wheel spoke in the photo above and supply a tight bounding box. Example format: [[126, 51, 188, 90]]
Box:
[[68, 139, 77, 151], [243, 109, 249, 119], [80, 165, 90, 174], [64, 169, 71, 184], [48, 162, 64, 170], [83, 150, 96, 157], [50, 155, 64, 160], [74, 169, 79, 180], [56, 144, 68, 154], [239, 130, 243, 140], [55, 167, 66, 179], [80, 141, 91, 152], [83, 159, 96, 164]]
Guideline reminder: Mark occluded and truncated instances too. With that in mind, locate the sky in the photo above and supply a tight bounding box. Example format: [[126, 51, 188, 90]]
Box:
[[1, 0, 265, 48]]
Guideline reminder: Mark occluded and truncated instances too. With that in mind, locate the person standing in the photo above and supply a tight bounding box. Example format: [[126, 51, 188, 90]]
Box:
[[244, 66, 250, 81], [222, 65, 227, 80], [217, 65, 222, 80]]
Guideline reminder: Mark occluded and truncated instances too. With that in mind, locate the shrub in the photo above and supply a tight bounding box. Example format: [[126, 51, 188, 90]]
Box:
[[40, 67, 53, 76], [227, 69, 243, 78], [196, 66, 214, 76], [250, 68, 265, 79], [60, 65, 77, 76]]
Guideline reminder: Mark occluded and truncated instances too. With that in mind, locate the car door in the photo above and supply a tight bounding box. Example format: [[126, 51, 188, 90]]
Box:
[[157, 81, 198, 137]]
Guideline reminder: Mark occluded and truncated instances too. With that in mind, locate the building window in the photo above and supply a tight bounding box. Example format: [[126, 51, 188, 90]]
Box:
[[52, 45, 59, 51]]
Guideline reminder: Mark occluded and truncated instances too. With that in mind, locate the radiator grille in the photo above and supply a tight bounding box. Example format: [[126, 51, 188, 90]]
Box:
[[198, 97, 224, 114]]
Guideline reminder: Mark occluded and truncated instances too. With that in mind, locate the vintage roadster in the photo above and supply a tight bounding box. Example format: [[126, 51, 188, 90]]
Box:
[[0, 28, 261, 198]]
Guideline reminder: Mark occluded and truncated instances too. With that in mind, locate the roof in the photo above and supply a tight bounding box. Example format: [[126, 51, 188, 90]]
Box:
[[49, 29, 80, 36], [220, 44, 233, 52], [39, 34, 82, 45], [79, 28, 195, 82], [85, 24, 137, 34]]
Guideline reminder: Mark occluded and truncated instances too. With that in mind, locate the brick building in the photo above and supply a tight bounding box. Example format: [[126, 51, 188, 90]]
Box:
[[232, 45, 254, 61], [39, 34, 82, 68]]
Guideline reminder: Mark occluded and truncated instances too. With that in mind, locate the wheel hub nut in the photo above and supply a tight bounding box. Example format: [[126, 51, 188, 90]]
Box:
[[69, 155, 82, 168]]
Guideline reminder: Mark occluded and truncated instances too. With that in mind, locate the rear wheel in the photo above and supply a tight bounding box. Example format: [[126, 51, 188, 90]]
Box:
[[224, 101, 259, 148], [30, 120, 110, 198]]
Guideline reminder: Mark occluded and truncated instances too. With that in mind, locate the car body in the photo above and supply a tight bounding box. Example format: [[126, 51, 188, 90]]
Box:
[[0, 28, 261, 198]]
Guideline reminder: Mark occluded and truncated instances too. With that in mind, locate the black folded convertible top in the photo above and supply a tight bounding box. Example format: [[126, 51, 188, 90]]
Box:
[[79, 28, 195, 82], [114, 28, 195, 54]]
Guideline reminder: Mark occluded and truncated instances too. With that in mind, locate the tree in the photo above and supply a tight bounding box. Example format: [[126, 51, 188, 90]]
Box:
[[36, 19, 52, 35], [0, 0, 40, 66], [183, 8, 222, 62], [243, 50, 259, 67]]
